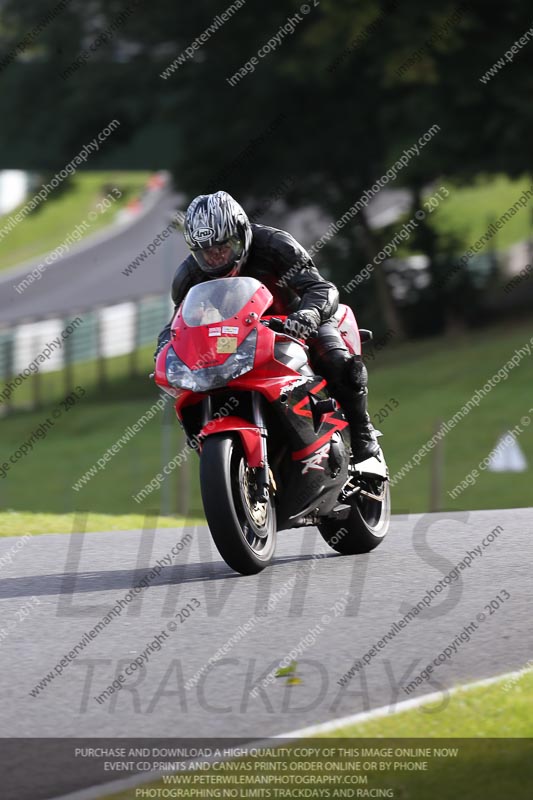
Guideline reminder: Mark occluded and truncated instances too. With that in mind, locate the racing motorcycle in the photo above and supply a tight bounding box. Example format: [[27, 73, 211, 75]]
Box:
[[155, 276, 390, 575]]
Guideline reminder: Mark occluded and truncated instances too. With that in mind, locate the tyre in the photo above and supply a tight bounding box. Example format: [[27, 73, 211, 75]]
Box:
[[318, 475, 390, 554], [200, 434, 277, 575]]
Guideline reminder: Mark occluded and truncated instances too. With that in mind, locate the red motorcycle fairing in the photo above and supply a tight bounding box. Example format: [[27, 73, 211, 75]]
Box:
[[335, 304, 362, 356], [168, 354, 349, 473], [290, 378, 349, 460], [266, 374, 351, 526], [154, 277, 356, 528], [197, 415, 264, 468]]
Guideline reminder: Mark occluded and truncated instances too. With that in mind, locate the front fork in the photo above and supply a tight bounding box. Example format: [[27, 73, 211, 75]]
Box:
[[198, 393, 270, 503], [251, 393, 270, 503]]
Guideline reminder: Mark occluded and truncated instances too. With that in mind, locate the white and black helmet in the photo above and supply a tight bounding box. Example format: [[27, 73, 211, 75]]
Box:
[[183, 190, 252, 277]]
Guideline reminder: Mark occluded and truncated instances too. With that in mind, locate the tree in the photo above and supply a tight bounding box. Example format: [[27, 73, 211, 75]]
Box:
[[1, 0, 532, 336]]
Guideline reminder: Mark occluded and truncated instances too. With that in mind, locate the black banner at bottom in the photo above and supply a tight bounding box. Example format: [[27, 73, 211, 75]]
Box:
[[1, 738, 532, 800]]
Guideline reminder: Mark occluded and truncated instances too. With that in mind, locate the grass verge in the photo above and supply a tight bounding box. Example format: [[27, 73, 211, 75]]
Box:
[[429, 174, 533, 253], [0, 397, 204, 518], [369, 318, 533, 513], [0, 511, 204, 537], [325, 670, 533, 737]]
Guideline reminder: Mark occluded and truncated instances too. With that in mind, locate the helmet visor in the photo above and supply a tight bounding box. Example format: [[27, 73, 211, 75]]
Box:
[[192, 237, 244, 276]]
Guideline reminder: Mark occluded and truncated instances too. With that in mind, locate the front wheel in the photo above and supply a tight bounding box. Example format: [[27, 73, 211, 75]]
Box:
[[200, 434, 277, 575], [318, 475, 390, 555]]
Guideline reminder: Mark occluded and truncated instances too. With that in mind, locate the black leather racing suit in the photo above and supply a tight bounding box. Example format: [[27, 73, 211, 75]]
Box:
[[157, 223, 374, 452]]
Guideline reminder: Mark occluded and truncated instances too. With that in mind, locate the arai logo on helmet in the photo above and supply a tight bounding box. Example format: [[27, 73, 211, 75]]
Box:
[[192, 227, 215, 243]]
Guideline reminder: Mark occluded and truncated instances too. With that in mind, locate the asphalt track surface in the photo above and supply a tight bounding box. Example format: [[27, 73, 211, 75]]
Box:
[[0, 186, 187, 325], [0, 508, 531, 797]]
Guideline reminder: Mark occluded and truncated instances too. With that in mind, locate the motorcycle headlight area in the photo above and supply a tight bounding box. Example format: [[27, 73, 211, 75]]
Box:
[[166, 330, 257, 392]]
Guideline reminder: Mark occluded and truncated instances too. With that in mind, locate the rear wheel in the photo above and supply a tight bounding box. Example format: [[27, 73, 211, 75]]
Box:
[[200, 434, 276, 575], [318, 474, 390, 554]]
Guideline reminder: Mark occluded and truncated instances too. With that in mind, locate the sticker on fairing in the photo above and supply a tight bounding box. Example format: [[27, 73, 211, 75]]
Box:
[[208, 327, 222, 337], [216, 336, 238, 354], [301, 443, 331, 474], [222, 325, 239, 334]]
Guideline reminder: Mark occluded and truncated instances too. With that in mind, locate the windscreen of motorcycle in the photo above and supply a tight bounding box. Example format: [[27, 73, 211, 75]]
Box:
[[181, 277, 264, 326]]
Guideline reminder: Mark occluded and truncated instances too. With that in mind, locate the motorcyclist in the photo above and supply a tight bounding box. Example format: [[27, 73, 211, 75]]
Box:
[[155, 191, 379, 461]]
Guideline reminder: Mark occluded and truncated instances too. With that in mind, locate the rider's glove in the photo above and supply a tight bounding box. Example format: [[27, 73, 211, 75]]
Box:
[[154, 326, 171, 362], [284, 309, 321, 340]]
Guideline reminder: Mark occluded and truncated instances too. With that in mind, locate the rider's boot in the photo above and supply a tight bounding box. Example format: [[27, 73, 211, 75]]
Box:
[[315, 348, 380, 462], [341, 386, 380, 462], [341, 356, 380, 462]]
